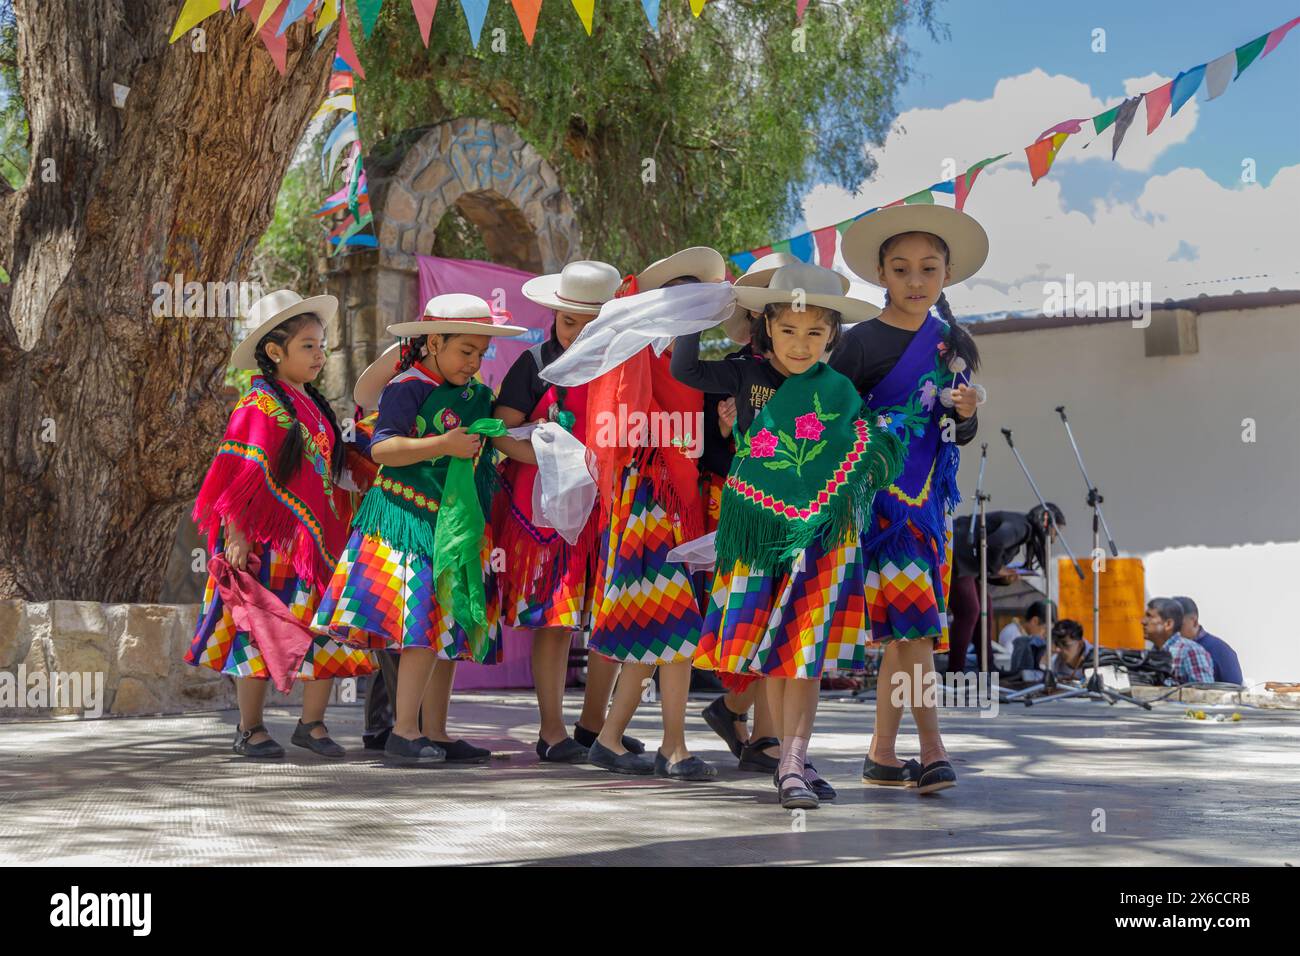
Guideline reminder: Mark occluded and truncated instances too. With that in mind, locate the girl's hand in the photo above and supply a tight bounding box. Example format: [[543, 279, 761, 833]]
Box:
[[224, 522, 250, 572], [437, 427, 482, 460], [717, 398, 737, 438], [952, 383, 978, 419]]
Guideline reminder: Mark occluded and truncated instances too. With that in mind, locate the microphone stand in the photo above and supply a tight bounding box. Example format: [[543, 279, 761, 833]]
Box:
[[972, 443, 992, 678], [998, 427, 1087, 706], [1055, 406, 1151, 710]]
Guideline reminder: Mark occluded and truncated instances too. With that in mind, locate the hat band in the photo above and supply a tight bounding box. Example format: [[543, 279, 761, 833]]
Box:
[[418, 313, 495, 324], [555, 291, 606, 306]]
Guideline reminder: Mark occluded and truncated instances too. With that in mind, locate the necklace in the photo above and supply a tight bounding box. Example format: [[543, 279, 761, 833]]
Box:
[[286, 381, 330, 451]]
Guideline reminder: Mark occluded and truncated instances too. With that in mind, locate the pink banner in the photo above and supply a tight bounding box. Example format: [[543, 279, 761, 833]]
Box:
[[416, 255, 553, 391]]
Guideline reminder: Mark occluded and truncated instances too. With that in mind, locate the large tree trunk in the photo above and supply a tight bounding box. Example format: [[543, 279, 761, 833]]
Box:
[[0, 2, 334, 601]]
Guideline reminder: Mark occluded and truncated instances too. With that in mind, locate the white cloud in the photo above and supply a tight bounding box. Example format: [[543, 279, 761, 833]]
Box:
[[803, 67, 1296, 315]]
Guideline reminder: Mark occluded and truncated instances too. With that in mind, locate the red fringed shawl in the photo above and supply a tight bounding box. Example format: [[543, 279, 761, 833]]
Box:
[[193, 377, 353, 593]]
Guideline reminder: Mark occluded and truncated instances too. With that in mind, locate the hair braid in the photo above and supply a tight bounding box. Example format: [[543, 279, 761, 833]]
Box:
[[303, 381, 345, 481], [254, 347, 306, 485]]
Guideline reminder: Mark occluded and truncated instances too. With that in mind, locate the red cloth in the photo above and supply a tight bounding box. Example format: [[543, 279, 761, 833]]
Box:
[[208, 554, 313, 694]]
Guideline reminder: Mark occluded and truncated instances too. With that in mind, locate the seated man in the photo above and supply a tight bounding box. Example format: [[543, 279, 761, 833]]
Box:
[[1143, 598, 1214, 685], [1040, 618, 1093, 682], [1173, 596, 1243, 685], [1006, 599, 1055, 677]]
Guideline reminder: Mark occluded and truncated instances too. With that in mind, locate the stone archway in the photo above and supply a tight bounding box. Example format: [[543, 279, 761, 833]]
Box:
[[320, 118, 581, 408]]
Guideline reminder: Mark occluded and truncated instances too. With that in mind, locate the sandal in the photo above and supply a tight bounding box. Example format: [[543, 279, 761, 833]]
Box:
[[574, 723, 645, 755], [291, 720, 346, 759], [536, 736, 589, 764], [701, 695, 748, 758], [738, 735, 780, 773], [916, 759, 957, 795], [777, 772, 820, 810], [233, 723, 284, 759], [433, 739, 492, 763], [862, 755, 922, 787], [654, 750, 717, 781]]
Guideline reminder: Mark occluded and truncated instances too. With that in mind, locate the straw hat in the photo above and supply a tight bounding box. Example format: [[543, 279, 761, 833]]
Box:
[[352, 343, 401, 412], [521, 260, 623, 315], [722, 252, 849, 344], [387, 293, 528, 338], [733, 262, 879, 323], [840, 205, 989, 287], [634, 246, 727, 292], [231, 289, 338, 371]]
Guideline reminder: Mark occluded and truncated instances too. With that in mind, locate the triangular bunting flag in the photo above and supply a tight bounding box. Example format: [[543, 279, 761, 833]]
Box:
[[1145, 80, 1172, 134], [357, 0, 384, 39], [315, 0, 340, 34], [730, 251, 757, 274], [510, 0, 542, 44], [571, 0, 595, 35], [1025, 132, 1068, 185], [276, 0, 315, 35], [689, 0, 707, 15], [312, 92, 355, 120], [797, 0, 811, 21], [1235, 33, 1268, 77], [1039, 118, 1085, 140], [329, 70, 354, 93], [1263, 16, 1300, 57], [639, 0, 660, 32], [336, 6, 366, 78], [256, 0, 285, 30], [1092, 104, 1121, 135], [1111, 95, 1142, 159], [1203, 51, 1235, 100], [788, 232, 814, 263], [1170, 64, 1205, 115], [247, 0, 290, 73], [771, 238, 792, 256], [903, 188, 935, 204], [169, 0, 224, 43], [460, 0, 490, 47], [812, 225, 837, 267], [954, 154, 1005, 210], [413, 0, 438, 46]]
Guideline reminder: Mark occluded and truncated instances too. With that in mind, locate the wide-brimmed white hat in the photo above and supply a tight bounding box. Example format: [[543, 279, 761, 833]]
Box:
[[352, 343, 401, 412], [734, 262, 879, 323], [388, 293, 528, 338], [634, 246, 726, 292], [722, 252, 850, 344], [840, 205, 989, 287], [521, 260, 623, 315], [231, 289, 338, 371]]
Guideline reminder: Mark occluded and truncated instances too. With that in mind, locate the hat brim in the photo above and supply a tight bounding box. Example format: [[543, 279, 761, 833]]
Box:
[[520, 273, 608, 315], [724, 266, 850, 337], [840, 205, 989, 287], [733, 287, 879, 323], [230, 294, 339, 370], [352, 343, 401, 412], [637, 247, 726, 292], [387, 320, 528, 337]]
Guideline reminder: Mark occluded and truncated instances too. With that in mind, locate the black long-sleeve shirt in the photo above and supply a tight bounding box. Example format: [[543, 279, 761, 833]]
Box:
[[670, 332, 787, 436], [951, 511, 1033, 578], [829, 319, 978, 445]]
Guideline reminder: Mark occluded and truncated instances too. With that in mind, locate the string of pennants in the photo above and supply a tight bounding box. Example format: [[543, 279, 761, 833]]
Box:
[[728, 13, 1300, 276]]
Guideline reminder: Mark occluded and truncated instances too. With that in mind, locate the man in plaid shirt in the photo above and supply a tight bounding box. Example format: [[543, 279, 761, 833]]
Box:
[[1144, 598, 1215, 684]]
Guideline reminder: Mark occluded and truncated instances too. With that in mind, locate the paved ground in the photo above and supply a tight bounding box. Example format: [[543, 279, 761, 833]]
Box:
[[2, 691, 1297, 866]]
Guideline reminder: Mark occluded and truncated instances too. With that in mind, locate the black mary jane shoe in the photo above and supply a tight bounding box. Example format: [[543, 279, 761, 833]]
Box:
[[654, 749, 717, 782], [738, 735, 780, 773], [777, 772, 820, 811], [701, 695, 748, 759], [916, 759, 957, 795], [535, 736, 589, 764], [574, 722, 645, 756], [862, 755, 922, 787], [433, 739, 492, 764], [291, 720, 346, 759], [803, 763, 837, 801], [384, 733, 446, 766], [233, 723, 285, 760], [588, 739, 655, 775]]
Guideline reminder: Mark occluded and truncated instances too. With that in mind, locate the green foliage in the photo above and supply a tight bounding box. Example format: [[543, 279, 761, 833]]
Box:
[[250, 128, 333, 292], [351, 0, 941, 271], [0, 0, 24, 192]]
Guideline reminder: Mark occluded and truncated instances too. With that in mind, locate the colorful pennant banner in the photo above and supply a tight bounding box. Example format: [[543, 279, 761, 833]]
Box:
[[727, 13, 1300, 275]]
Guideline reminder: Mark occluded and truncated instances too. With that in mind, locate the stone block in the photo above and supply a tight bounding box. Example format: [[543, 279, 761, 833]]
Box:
[[111, 677, 161, 716], [115, 605, 174, 681], [0, 600, 29, 669]]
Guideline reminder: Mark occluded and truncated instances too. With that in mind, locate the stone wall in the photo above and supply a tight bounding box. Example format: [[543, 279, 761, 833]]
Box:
[[0, 600, 311, 719]]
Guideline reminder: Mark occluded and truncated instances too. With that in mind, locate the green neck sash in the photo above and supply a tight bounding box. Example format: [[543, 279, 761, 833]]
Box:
[[716, 361, 904, 574]]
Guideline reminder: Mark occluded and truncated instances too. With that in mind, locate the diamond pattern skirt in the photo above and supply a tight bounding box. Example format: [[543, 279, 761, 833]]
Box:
[[862, 515, 952, 653]]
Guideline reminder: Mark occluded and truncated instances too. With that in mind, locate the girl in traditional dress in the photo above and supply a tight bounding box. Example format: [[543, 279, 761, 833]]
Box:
[[490, 260, 647, 763], [187, 290, 375, 759], [313, 294, 525, 765], [677, 263, 903, 810], [834, 204, 988, 794]]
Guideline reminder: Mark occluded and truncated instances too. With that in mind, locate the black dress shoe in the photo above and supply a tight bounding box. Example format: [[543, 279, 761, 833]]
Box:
[[433, 738, 492, 763], [588, 739, 655, 775], [916, 759, 957, 795], [291, 720, 346, 758], [654, 749, 717, 781], [384, 733, 445, 766], [738, 735, 780, 772], [862, 755, 922, 787], [574, 722, 645, 755], [701, 695, 748, 759], [777, 772, 820, 810], [233, 723, 284, 759], [803, 763, 836, 801]]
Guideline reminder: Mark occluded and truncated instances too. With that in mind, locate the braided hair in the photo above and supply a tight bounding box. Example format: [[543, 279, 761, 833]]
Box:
[[880, 231, 980, 374], [253, 313, 344, 485]]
